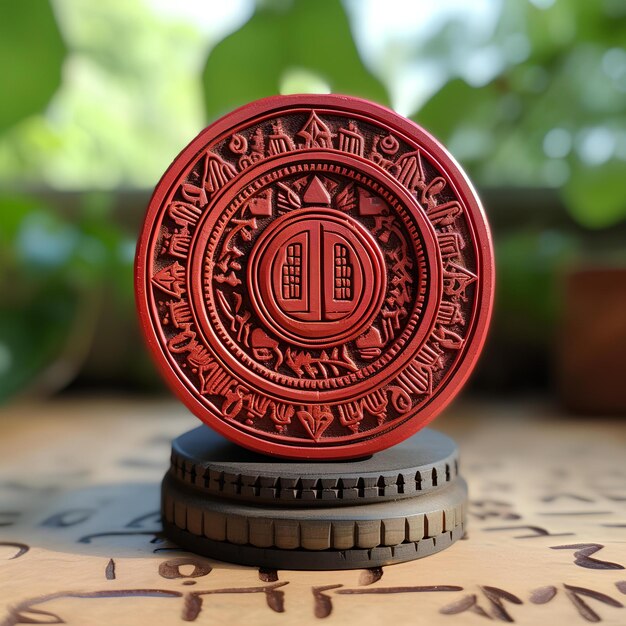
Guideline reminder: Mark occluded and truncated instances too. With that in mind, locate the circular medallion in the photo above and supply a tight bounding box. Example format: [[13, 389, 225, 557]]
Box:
[[135, 94, 494, 459]]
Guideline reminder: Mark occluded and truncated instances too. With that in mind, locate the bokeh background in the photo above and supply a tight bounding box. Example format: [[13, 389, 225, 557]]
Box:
[[1, 0, 625, 413]]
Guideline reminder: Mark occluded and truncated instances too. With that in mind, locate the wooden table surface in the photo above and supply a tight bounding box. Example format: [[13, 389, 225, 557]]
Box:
[[0, 396, 624, 625]]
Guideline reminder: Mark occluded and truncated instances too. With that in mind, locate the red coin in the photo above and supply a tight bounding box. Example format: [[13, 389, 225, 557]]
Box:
[[135, 94, 494, 459]]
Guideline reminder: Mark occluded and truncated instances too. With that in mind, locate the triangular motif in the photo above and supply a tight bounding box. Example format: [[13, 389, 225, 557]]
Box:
[[297, 111, 333, 149], [303, 176, 331, 205], [151, 262, 185, 298], [443, 262, 477, 299]]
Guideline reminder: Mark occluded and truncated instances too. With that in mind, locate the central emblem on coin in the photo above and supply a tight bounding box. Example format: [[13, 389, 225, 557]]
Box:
[[248, 200, 387, 348]]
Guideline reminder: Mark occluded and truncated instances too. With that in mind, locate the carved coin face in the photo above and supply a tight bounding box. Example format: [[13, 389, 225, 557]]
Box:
[[135, 95, 494, 459]]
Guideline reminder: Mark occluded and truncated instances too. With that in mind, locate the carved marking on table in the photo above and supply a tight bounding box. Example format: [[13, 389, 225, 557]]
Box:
[[541, 494, 595, 503], [484, 525, 575, 539], [564, 585, 623, 622], [440, 586, 522, 622], [337, 585, 463, 595], [1, 590, 183, 626], [529, 586, 558, 604], [153, 547, 194, 554], [183, 583, 289, 621], [0, 542, 29, 560], [312, 585, 343, 619], [530, 584, 624, 622], [539, 511, 614, 517], [469, 499, 521, 521], [603, 494, 626, 502], [77, 530, 163, 544], [158, 557, 213, 585], [41, 508, 95, 528], [551, 544, 625, 570], [440, 594, 487, 618]]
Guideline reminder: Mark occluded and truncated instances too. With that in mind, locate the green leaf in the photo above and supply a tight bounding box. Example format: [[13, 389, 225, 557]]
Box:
[[562, 160, 626, 229], [0, 0, 66, 133], [202, 0, 388, 121], [413, 78, 499, 143]]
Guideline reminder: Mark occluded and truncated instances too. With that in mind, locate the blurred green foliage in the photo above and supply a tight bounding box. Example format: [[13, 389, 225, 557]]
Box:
[[0, 193, 135, 401], [0, 0, 624, 400], [496, 229, 578, 341], [416, 0, 626, 229], [203, 0, 388, 118], [0, 1, 65, 133], [0, 0, 207, 189]]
